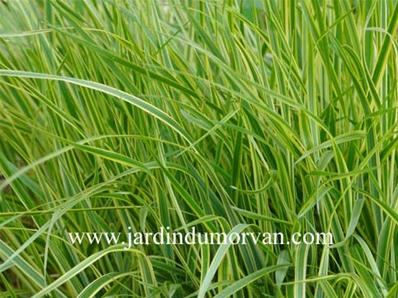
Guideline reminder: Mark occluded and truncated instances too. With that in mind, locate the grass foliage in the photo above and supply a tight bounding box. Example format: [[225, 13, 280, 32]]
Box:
[[1, 0, 398, 297]]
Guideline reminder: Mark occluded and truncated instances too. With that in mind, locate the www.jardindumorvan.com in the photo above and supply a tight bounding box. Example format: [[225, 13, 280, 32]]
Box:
[[67, 227, 333, 249]]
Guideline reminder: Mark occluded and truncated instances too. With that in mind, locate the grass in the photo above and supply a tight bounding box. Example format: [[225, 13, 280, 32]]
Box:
[[1, 0, 398, 297]]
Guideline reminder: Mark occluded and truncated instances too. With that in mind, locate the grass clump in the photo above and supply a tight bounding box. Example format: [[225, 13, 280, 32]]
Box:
[[1, 0, 398, 297]]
